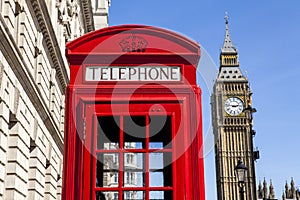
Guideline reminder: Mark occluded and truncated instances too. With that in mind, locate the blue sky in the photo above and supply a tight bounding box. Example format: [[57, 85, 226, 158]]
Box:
[[109, 0, 300, 199]]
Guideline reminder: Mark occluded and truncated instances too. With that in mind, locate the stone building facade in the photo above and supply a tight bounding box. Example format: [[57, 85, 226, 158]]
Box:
[[0, 0, 109, 199]]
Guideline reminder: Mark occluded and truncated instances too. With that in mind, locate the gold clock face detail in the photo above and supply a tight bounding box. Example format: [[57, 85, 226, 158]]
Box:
[[224, 97, 244, 116]]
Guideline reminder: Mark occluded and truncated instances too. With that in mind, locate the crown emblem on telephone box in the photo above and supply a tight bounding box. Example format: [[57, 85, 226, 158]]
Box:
[[119, 34, 148, 52]]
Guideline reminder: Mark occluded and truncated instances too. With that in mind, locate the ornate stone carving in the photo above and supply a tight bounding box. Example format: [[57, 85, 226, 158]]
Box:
[[70, 1, 79, 17], [57, 0, 71, 23], [15, 0, 25, 16], [57, 0, 81, 41]]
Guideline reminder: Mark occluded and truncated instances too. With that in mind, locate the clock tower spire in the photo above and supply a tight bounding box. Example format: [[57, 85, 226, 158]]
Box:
[[211, 13, 259, 200], [218, 13, 245, 81], [222, 13, 237, 55]]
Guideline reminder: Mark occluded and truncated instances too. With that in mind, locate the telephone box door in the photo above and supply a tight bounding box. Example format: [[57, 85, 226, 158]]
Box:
[[83, 102, 187, 200]]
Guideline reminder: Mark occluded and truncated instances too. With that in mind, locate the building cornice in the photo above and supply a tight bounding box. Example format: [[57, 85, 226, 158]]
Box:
[[31, 0, 68, 93], [80, 0, 95, 32]]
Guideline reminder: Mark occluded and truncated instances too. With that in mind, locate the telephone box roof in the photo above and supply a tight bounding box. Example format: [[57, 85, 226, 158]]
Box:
[[66, 24, 200, 59]]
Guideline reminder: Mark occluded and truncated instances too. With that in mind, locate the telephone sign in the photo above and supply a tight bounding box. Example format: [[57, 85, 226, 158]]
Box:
[[85, 66, 181, 81]]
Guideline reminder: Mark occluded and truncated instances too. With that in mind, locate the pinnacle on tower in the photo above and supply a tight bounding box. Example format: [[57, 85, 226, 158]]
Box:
[[269, 180, 275, 199], [285, 181, 289, 190], [282, 191, 286, 200], [263, 178, 268, 198], [219, 12, 240, 68], [221, 12, 237, 54], [258, 180, 263, 199], [291, 178, 296, 198], [291, 177, 295, 188]]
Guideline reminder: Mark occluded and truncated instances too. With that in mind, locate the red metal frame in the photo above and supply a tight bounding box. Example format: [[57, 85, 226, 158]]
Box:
[[63, 25, 205, 200]]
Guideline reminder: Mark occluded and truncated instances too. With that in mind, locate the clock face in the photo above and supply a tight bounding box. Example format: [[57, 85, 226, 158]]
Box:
[[224, 97, 244, 116]]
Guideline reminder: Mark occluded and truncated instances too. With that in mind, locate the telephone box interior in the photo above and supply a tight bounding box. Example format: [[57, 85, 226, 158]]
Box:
[[63, 25, 205, 200]]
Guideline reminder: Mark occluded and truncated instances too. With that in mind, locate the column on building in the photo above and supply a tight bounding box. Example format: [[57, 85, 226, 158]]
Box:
[[92, 0, 110, 29]]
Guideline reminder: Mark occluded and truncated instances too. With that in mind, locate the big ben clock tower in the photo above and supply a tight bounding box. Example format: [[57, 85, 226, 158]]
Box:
[[211, 14, 259, 200]]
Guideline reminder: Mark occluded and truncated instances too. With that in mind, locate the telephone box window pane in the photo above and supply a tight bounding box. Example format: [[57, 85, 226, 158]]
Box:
[[149, 153, 172, 169], [124, 153, 145, 187], [149, 153, 172, 187], [149, 172, 163, 187], [149, 142, 163, 149], [124, 116, 146, 149], [150, 191, 173, 200], [123, 191, 145, 200], [96, 191, 118, 200], [98, 116, 120, 150], [149, 116, 172, 149], [96, 153, 119, 187], [123, 171, 144, 187]]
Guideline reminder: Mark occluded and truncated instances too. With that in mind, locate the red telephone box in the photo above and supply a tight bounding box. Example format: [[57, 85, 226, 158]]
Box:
[[63, 25, 205, 200]]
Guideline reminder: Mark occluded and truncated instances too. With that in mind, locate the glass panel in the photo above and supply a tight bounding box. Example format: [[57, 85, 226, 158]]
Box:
[[149, 191, 173, 200], [96, 191, 119, 200], [149, 153, 172, 187], [98, 116, 120, 150], [96, 153, 119, 187], [124, 116, 146, 149], [150, 172, 163, 187], [149, 153, 172, 169], [149, 142, 163, 149], [149, 116, 172, 149], [123, 191, 145, 200], [124, 153, 145, 187]]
